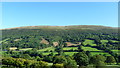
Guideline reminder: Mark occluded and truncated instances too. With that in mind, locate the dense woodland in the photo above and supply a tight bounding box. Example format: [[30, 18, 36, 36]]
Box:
[[1, 25, 120, 68]]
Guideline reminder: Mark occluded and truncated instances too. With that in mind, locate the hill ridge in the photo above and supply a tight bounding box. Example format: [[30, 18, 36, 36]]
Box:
[[1, 25, 118, 30]]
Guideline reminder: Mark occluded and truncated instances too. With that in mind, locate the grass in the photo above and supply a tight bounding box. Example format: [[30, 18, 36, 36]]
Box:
[[63, 46, 102, 51], [110, 40, 119, 43], [19, 48, 33, 51], [82, 46, 102, 51], [64, 52, 78, 56], [42, 52, 50, 55], [0, 51, 3, 55], [101, 40, 118, 44], [38, 46, 55, 52], [83, 39, 96, 46], [42, 52, 58, 55], [0, 38, 9, 43], [39, 46, 105, 56], [91, 52, 111, 56], [112, 50, 119, 52], [112, 50, 119, 54], [63, 47, 78, 50], [101, 40, 108, 44], [48, 63, 53, 66]]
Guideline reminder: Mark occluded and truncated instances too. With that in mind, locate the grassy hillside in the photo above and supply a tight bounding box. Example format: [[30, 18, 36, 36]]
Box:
[[1, 25, 119, 68]]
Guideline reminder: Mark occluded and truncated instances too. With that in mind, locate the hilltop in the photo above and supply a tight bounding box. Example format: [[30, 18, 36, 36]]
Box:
[[1, 25, 118, 30]]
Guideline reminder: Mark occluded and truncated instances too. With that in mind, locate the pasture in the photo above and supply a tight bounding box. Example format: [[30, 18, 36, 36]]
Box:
[[40, 46, 111, 56], [42, 52, 58, 55], [38, 46, 55, 52], [110, 40, 119, 43], [83, 39, 96, 46], [81, 46, 101, 51], [64, 52, 78, 56], [101, 40, 108, 44], [19, 48, 33, 51], [63, 47, 78, 50]]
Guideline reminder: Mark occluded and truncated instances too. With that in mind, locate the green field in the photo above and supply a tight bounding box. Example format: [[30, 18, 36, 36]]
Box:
[[112, 50, 119, 52], [38, 46, 55, 52], [19, 48, 33, 51], [42, 52, 58, 55], [63, 47, 78, 50], [83, 39, 96, 46], [39, 46, 110, 56], [2, 45, 111, 57], [63, 46, 102, 51], [82, 46, 102, 51], [64, 52, 78, 56], [42, 52, 78, 56], [112, 50, 119, 54], [110, 40, 119, 43], [0, 38, 9, 43], [42, 51, 111, 56], [101, 40, 108, 44], [101, 40, 119, 44]]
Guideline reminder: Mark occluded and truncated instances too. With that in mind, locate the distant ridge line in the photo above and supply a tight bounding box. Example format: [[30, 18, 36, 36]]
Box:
[[0, 25, 118, 30]]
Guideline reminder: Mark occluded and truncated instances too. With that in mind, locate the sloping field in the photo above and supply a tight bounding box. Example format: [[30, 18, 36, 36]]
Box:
[[110, 40, 119, 43], [82, 46, 102, 51], [112, 50, 119, 54], [38, 46, 55, 52], [42, 52, 58, 55], [83, 39, 96, 46], [0, 38, 9, 43], [19, 48, 33, 51], [63, 47, 78, 50], [63, 46, 102, 51], [101, 40, 108, 44]]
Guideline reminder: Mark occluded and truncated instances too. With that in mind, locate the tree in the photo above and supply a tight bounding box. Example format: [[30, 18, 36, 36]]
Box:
[[24, 59, 33, 67], [49, 52, 54, 56], [53, 56, 67, 64], [95, 61, 105, 68], [74, 52, 89, 67], [90, 55, 106, 64], [106, 56, 116, 64], [38, 61, 49, 68], [43, 56, 53, 62], [55, 46, 63, 55], [90, 55, 106, 68], [15, 58, 26, 67], [2, 57, 16, 67], [36, 56, 42, 61], [19, 54, 31, 59], [86, 51, 91, 58], [2, 57, 49, 68], [32, 48, 38, 52], [64, 57, 78, 68], [78, 46, 84, 52]]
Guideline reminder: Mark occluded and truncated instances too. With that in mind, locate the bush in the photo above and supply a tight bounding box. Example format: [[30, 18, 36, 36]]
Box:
[[64, 57, 78, 68]]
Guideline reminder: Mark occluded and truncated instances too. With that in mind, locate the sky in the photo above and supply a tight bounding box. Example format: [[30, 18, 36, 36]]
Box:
[[1, 2, 118, 29], [1, 0, 119, 2]]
